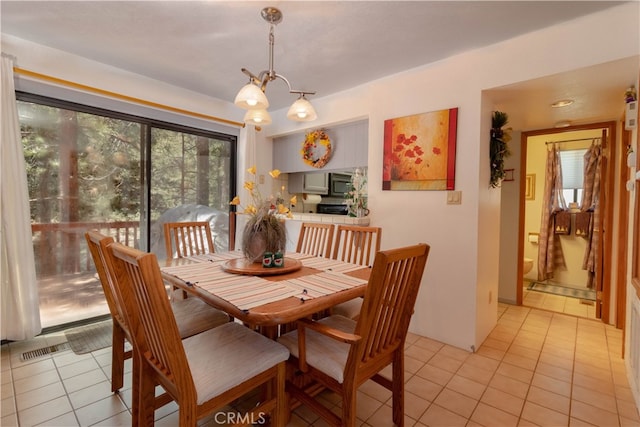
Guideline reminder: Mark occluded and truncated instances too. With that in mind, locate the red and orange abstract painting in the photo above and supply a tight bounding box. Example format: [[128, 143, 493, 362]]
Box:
[[383, 108, 458, 190]]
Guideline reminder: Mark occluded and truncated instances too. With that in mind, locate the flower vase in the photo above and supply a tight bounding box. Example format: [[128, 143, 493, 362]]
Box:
[[241, 215, 287, 263]]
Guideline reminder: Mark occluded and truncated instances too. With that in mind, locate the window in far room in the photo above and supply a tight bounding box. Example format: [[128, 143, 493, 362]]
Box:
[[559, 148, 587, 205]]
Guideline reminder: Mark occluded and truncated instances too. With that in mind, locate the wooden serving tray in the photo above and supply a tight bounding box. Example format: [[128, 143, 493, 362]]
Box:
[[221, 257, 302, 276]]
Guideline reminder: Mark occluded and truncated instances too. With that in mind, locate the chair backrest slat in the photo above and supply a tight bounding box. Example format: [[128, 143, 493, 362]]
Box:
[[164, 221, 215, 259], [106, 241, 194, 393], [352, 244, 429, 367], [296, 222, 335, 258], [85, 230, 129, 328], [332, 225, 381, 267]]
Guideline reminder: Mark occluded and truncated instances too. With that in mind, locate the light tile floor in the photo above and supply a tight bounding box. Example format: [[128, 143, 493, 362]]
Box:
[[523, 285, 597, 320], [2, 304, 639, 426]]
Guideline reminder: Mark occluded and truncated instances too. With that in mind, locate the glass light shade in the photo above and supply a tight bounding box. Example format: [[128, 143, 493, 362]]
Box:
[[243, 108, 272, 125], [287, 97, 317, 121], [234, 83, 269, 110]]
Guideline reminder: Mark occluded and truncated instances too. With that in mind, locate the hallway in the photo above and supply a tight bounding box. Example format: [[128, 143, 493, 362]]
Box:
[[523, 283, 597, 320]]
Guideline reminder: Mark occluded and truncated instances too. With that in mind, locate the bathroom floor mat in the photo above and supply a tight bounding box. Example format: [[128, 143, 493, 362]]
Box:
[[527, 282, 596, 301]]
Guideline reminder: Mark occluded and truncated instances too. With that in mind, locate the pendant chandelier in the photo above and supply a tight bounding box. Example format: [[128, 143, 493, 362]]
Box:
[[234, 7, 317, 126]]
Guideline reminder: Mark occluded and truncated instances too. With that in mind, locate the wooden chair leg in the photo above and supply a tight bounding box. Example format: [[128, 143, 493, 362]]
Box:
[[178, 405, 196, 427], [342, 386, 357, 427], [137, 360, 156, 427], [111, 321, 125, 392], [392, 350, 405, 427], [273, 363, 286, 427], [130, 352, 140, 427]]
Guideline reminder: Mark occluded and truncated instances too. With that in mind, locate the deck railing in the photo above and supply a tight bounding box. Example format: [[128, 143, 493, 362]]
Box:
[[31, 221, 140, 276]]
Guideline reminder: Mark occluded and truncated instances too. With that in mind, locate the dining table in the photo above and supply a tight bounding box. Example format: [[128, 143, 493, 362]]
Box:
[[160, 251, 370, 338]]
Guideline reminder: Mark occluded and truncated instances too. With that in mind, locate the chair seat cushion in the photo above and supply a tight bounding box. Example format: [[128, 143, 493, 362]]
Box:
[[183, 322, 290, 405], [278, 315, 356, 384], [331, 298, 362, 320], [172, 297, 230, 338]]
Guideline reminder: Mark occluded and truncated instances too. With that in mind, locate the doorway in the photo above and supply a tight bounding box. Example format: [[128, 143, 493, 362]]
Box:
[[517, 121, 618, 323]]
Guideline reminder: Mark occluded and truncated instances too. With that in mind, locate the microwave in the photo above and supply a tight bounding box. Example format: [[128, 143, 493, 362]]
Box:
[[329, 173, 352, 197]]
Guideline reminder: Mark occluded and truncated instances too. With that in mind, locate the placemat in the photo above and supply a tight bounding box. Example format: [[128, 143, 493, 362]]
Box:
[[300, 257, 364, 273], [280, 271, 367, 299]]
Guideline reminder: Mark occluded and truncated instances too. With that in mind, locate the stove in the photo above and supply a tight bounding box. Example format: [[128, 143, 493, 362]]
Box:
[[316, 204, 348, 215]]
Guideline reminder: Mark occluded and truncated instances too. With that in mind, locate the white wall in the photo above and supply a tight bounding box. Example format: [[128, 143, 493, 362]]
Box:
[[498, 131, 522, 304], [3, 3, 638, 351], [265, 3, 639, 350], [1, 34, 243, 137]]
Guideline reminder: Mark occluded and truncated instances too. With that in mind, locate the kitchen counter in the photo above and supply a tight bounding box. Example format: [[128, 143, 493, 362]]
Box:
[[282, 214, 370, 252], [235, 213, 370, 254], [289, 212, 370, 226]]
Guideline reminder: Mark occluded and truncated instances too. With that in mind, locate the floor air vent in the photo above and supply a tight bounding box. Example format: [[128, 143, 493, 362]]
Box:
[[21, 342, 70, 361]]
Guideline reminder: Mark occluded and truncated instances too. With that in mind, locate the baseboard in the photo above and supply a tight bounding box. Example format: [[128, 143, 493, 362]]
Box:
[[498, 297, 517, 305]]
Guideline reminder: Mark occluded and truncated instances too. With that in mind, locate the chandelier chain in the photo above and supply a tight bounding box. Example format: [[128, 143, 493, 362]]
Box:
[[235, 6, 317, 124]]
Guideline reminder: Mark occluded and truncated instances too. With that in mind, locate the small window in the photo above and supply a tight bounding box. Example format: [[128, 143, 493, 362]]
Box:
[[562, 188, 584, 205], [559, 149, 587, 204]]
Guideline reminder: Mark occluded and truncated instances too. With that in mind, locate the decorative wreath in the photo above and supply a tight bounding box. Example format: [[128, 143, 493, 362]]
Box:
[[301, 129, 332, 168]]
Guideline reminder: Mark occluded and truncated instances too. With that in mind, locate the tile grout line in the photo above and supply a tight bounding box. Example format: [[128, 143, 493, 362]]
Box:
[[506, 306, 541, 425], [53, 351, 83, 427], [11, 343, 118, 426], [567, 310, 578, 426], [444, 305, 528, 425], [4, 305, 636, 427]]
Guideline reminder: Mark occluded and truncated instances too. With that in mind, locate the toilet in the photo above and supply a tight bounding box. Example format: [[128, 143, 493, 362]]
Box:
[[523, 257, 534, 275]]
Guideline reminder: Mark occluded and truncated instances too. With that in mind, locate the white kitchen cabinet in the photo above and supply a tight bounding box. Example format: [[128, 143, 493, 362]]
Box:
[[288, 172, 328, 194]]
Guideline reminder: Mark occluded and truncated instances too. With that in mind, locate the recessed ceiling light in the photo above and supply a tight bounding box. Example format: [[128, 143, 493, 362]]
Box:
[[551, 99, 574, 108], [555, 121, 571, 128]]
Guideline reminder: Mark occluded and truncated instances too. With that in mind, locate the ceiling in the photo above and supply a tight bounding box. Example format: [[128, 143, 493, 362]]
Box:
[[1, 1, 637, 131]]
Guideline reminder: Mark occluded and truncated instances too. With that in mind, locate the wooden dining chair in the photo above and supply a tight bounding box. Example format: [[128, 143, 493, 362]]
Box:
[[106, 241, 290, 427], [164, 220, 215, 298], [296, 222, 335, 258], [330, 225, 382, 320], [278, 243, 430, 427], [331, 225, 381, 267], [84, 230, 230, 393], [164, 220, 215, 259]]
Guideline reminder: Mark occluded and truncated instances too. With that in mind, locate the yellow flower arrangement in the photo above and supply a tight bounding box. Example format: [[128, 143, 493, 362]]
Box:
[[229, 166, 295, 219], [230, 166, 296, 262], [301, 129, 332, 168]]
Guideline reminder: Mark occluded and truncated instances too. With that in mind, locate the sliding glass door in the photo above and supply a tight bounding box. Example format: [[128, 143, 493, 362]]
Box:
[[147, 127, 234, 258], [18, 93, 235, 329]]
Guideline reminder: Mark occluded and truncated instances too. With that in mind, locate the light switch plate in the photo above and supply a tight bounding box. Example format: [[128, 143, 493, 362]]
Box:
[[447, 190, 462, 205]]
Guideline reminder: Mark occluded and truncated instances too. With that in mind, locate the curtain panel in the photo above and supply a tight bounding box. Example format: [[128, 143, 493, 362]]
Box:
[[235, 125, 257, 244], [1, 55, 42, 340], [581, 143, 602, 288], [537, 145, 567, 281]]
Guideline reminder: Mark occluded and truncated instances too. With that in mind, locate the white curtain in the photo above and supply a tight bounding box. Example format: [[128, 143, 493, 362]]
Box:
[[235, 125, 256, 246], [1, 56, 42, 340]]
